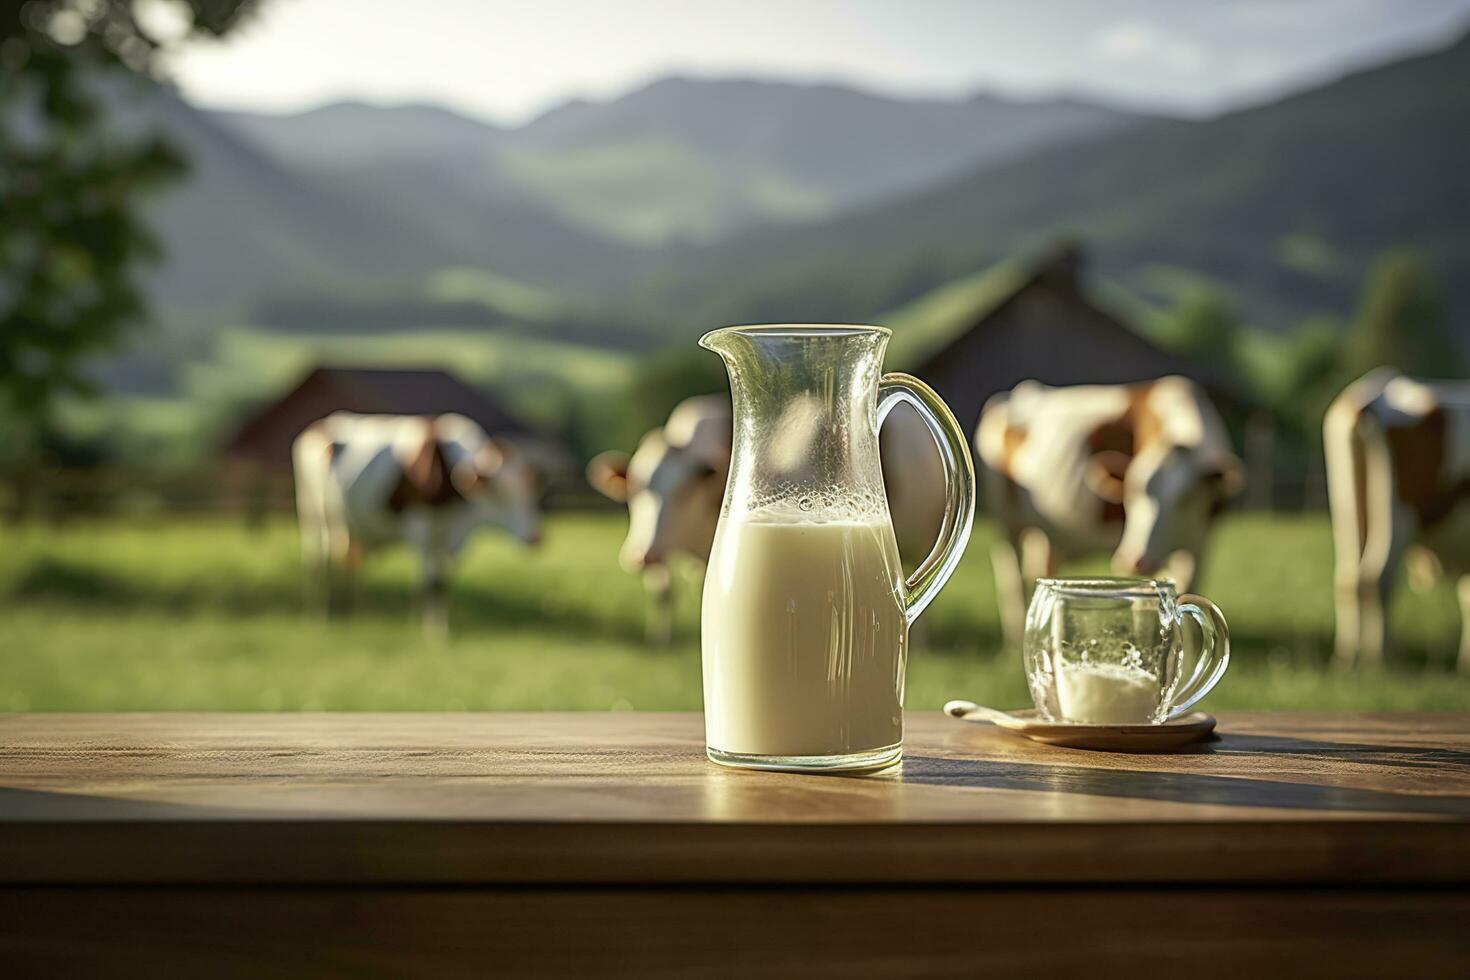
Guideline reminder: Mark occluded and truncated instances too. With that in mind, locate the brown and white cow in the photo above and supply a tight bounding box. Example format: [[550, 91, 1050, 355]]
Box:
[[977, 376, 1243, 649], [293, 412, 542, 634], [1325, 369, 1470, 670], [587, 395, 946, 642]]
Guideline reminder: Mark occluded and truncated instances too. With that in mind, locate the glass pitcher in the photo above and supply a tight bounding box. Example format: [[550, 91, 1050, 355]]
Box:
[[698, 324, 975, 772]]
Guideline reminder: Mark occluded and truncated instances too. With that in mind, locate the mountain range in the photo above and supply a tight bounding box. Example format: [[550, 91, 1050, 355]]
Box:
[[125, 28, 1469, 353], [128, 91, 636, 312], [669, 29, 1470, 334], [217, 79, 1141, 248], [134, 76, 1145, 316]]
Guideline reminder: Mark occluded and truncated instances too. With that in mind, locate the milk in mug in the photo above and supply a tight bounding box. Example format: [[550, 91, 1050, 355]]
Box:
[[701, 514, 908, 758], [1055, 662, 1163, 724]]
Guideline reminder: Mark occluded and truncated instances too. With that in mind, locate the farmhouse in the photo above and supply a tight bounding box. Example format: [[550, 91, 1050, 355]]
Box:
[[900, 243, 1238, 432]]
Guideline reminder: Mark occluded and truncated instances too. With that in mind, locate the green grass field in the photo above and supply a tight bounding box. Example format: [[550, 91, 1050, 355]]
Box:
[[1, 512, 1468, 712]]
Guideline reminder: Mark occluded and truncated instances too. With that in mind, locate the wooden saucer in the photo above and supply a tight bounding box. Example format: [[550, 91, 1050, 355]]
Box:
[[943, 701, 1216, 751]]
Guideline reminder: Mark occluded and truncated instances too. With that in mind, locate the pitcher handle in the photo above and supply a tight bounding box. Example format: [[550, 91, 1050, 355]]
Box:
[[877, 372, 976, 625]]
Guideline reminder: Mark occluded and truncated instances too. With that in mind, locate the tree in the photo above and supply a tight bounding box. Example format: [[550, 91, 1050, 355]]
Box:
[[1155, 287, 1241, 371], [0, 0, 261, 426], [1341, 249, 1462, 381], [613, 343, 728, 450]]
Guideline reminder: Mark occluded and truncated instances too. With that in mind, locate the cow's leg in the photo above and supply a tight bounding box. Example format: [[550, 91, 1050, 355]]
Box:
[[1326, 404, 1373, 668], [337, 539, 363, 615], [1457, 576, 1470, 674], [1333, 535, 1411, 671], [990, 534, 1026, 653], [302, 523, 331, 619], [643, 564, 674, 645], [991, 528, 1053, 652], [421, 553, 450, 641], [1328, 496, 1367, 668], [1333, 548, 1406, 671], [1332, 568, 1361, 667], [1162, 549, 1198, 594], [1354, 411, 1413, 667], [296, 478, 335, 619], [322, 526, 358, 618], [1325, 398, 1361, 666], [1356, 572, 1396, 667], [1019, 527, 1055, 606]]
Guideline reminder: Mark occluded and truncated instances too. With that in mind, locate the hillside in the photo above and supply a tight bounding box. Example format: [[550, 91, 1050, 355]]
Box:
[[126, 91, 463, 311], [672, 31, 1470, 334], [97, 31, 1470, 409], [217, 78, 1145, 245], [128, 90, 641, 311], [217, 101, 509, 171], [503, 77, 1144, 242]]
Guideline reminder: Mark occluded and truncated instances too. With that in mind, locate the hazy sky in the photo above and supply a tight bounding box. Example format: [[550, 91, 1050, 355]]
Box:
[[165, 0, 1470, 124]]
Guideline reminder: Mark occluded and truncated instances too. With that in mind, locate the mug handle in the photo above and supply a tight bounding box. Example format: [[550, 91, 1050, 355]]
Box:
[[1167, 594, 1231, 720], [877, 372, 976, 625]]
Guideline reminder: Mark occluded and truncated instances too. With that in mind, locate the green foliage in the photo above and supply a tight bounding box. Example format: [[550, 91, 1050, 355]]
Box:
[[1, 513, 1468, 710], [1153, 288, 1241, 368], [0, 0, 259, 424], [1229, 249, 1467, 456], [1235, 315, 1343, 439], [1341, 249, 1463, 380], [602, 344, 729, 451]]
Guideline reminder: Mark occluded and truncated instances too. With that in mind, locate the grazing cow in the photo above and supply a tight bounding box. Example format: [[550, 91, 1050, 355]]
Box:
[[1325, 369, 1470, 670], [976, 376, 1243, 649], [587, 395, 946, 642], [293, 412, 542, 633]]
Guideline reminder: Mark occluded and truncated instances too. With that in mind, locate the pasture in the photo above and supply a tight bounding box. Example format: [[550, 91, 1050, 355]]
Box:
[[1, 512, 1468, 712]]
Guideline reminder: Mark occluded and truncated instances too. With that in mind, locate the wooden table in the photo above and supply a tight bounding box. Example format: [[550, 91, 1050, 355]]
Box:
[[2, 712, 1468, 977]]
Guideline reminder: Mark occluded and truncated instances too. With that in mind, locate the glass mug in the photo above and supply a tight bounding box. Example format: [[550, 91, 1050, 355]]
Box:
[[1024, 578, 1229, 725], [699, 324, 975, 773]]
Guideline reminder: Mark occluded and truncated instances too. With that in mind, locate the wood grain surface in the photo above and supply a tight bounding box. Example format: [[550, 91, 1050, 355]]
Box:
[[2, 711, 1468, 885]]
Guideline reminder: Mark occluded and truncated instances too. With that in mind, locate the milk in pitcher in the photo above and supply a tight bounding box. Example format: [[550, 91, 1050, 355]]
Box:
[[702, 511, 907, 759]]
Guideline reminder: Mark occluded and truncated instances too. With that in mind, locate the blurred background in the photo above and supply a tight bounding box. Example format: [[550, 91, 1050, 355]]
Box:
[[3, 0, 1469, 712]]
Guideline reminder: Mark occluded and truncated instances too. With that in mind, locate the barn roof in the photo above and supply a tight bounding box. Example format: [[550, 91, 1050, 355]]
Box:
[[222, 366, 533, 470], [900, 242, 1244, 431]]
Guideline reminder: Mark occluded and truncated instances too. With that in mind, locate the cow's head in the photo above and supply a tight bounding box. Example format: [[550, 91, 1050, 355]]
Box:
[[1101, 381, 1243, 576], [453, 437, 544, 546], [587, 419, 728, 572], [1109, 444, 1242, 575]]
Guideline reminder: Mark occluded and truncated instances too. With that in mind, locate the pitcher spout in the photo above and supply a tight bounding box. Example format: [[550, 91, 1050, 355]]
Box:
[[699, 324, 895, 525], [698, 323, 891, 361], [698, 324, 892, 407]]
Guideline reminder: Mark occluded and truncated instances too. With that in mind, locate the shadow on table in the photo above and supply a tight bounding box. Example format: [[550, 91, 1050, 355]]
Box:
[[901, 740, 1470, 817], [1196, 733, 1470, 772]]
